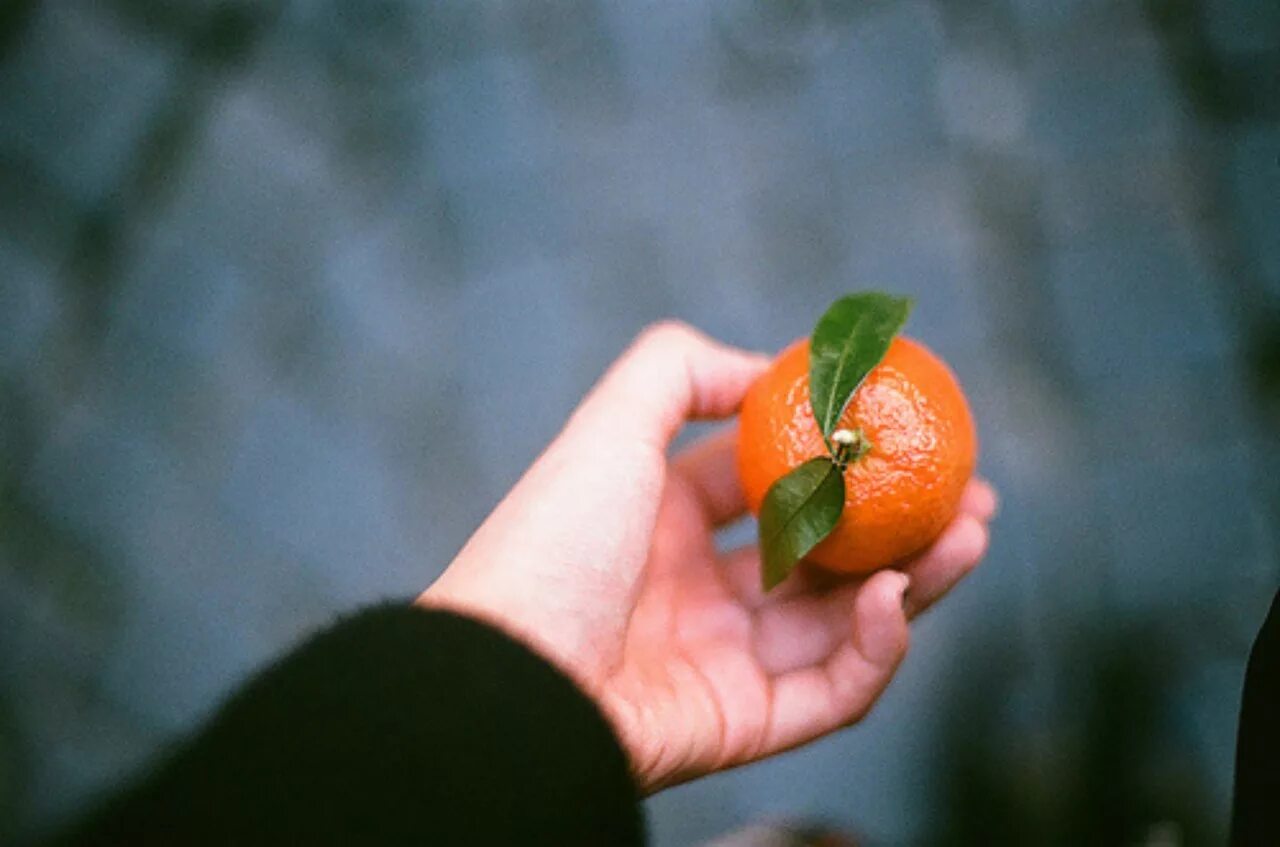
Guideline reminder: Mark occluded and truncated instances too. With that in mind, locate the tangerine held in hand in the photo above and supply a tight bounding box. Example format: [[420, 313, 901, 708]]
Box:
[[738, 336, 977, 575]]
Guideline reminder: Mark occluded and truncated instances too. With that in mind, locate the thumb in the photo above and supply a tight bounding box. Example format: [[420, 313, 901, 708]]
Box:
[[423, 322, 767, 678], [484, 321, 768, 581]]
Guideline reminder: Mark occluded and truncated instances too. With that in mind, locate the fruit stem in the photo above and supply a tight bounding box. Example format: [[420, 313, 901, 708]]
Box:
[[831, 428, 871, 469]]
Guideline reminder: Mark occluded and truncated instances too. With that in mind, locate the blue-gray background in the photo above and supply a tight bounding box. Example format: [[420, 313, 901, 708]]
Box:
[[1, 1, 1277, 844]]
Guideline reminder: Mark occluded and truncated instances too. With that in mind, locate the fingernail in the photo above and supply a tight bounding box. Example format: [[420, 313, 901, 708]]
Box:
[[893, 572, 911, 609], [889, 573, 912, 618]]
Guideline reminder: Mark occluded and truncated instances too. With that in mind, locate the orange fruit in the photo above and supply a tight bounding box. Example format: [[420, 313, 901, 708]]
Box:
[[737, 336, 976, 574]]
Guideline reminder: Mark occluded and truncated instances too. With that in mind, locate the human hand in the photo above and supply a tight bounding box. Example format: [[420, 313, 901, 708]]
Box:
[[419, 322, 995, 793]]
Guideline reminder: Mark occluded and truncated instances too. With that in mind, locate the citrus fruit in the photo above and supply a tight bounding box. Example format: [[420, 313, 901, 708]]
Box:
[[738, 335, 976, 574]]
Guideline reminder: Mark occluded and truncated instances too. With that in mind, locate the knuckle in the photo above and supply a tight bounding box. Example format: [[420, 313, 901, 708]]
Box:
[[636, 319, 700, 352], [843, 698, 874, 727]]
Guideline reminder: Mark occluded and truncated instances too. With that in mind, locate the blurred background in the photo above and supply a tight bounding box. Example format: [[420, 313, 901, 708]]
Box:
[[1, 0, 1277, 844]]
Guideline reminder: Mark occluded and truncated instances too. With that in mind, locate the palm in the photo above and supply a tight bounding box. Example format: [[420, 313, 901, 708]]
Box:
[[600, 470, 911, 791]]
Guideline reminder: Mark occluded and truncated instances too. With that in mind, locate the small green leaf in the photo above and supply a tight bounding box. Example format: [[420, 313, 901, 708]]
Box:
[[809, 292, 913, 442], [759, 457, 845, 590]]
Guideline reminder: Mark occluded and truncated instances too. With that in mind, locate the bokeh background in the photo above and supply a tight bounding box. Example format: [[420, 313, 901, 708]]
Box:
[[1, 1, 1277, 844]]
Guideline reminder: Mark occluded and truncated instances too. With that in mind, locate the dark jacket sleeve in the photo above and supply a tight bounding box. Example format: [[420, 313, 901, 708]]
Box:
[[1231, 588, 1279, 847], [51, 604, 645, 846]]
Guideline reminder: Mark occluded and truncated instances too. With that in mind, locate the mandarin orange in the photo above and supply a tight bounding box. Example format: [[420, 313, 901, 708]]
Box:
[[738, 336, 976, 574]]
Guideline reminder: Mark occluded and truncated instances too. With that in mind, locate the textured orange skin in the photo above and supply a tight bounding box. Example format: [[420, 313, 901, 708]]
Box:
[[737, 336, 977, 574]]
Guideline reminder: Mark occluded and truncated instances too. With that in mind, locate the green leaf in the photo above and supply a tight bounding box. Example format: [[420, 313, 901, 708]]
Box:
[[809, 292, 913, 442], [758, 457, 845, 591]]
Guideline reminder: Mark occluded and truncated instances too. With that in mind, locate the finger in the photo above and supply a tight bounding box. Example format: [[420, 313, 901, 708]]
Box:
[[762, 571, 909, 754], [671, 426, 749, 527], [901, 513, 989, 619], [752, 579, 863, 675], [562, 321, 769, 453], [958, 477, 999, 522], [846, 570, 912, 671]]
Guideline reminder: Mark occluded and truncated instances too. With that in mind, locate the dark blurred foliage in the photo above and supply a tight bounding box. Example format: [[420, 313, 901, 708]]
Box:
[[0, 681, 24, 842], [936, 626, 1219, 846], [1144, 0, 1280, 450]]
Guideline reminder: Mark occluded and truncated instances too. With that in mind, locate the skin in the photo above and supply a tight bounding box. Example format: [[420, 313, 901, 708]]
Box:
[[419, 321, 996, 793]]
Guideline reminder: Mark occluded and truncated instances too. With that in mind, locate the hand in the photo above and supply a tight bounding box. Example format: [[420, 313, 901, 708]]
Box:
[[419, 322, 995, 793]]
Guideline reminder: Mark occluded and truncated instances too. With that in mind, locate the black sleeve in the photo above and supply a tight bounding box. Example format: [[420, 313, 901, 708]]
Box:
[[50, 604, 645, 846], [1231, 587, 1279, 847]]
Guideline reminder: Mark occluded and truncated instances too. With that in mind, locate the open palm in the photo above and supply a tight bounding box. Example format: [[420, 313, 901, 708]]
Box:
[[422, 323, 993, 793]]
